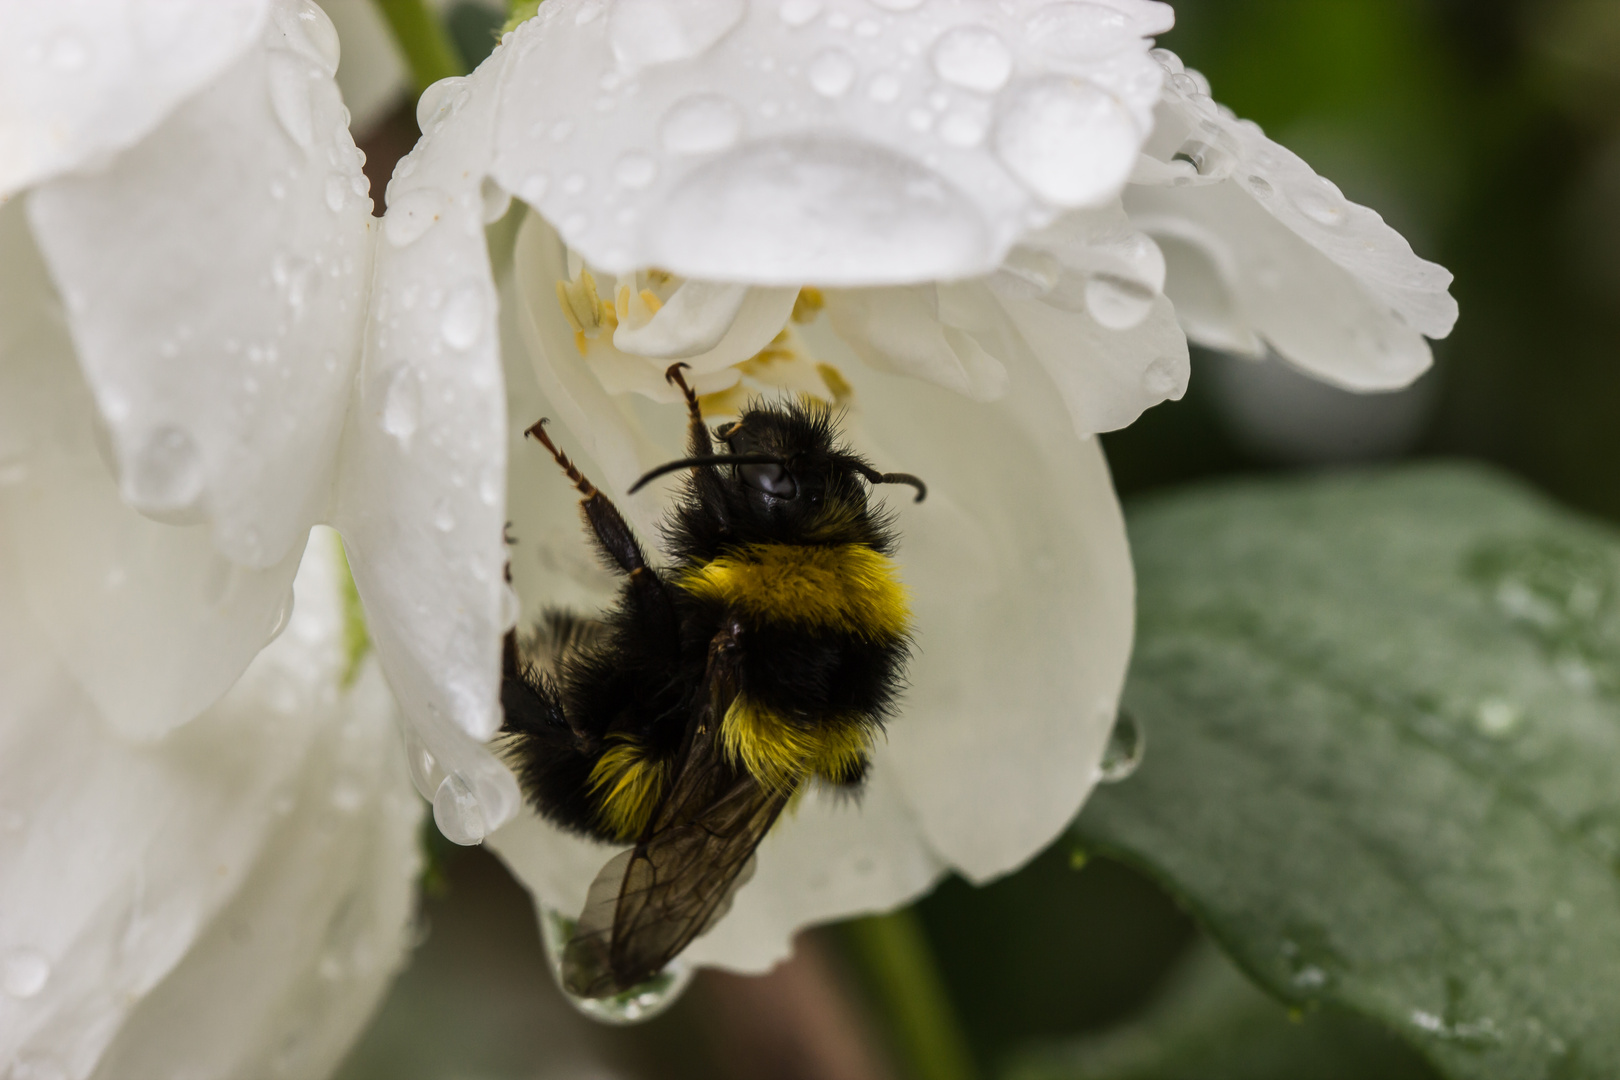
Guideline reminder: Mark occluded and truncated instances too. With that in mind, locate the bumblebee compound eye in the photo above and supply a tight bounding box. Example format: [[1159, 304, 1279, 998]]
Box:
[[740, 461, 797, 499]]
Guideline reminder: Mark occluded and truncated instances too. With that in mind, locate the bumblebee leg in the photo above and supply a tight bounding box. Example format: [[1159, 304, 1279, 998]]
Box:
[[664, 363, 713, 456], [525, 419, 681, 652]]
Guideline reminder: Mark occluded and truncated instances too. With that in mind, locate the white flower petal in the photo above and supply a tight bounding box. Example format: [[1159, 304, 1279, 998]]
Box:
[[0, 529, 420, 1079], [26, 0, 374, 569], [488, 0, 1171, 284], [803, 323, 1136, 882], [1127, 50, 1456, 388], [823, 285, 1008, 402], [0, 0, 268, 197], [0, 201, 299, 740], [340, 58, 517, 839]]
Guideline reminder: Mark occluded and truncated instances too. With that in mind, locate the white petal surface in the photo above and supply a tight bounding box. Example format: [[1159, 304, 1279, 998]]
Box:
[[26, 0, 374, 570], [0, 202, 299, 740], [337, 55, 516, 840], [0, 0, 267, 197], [487, 0, 1172, 284], [0, 529, 421, 1080], [1126, 50, 1456, 388]]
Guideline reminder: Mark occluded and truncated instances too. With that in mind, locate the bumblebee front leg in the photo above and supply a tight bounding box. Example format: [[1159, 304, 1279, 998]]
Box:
[[664, 363, 713, 456], [525, 420, 679, 649]]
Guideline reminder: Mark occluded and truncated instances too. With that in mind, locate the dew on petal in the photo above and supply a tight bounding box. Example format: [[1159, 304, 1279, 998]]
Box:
[[660, 95, 743, 155], [867, 0, 925, 9], [127, 425, 206, 514], [3, 949, 50, 999], [266, 52, 315, 150], [1027, 2, 1134, 61], [614, 152, 658, 189], [324, 174, 347, 212], [939, 109, 988, 147], [778, 0, 822, 27], [868, 72, 902, 103], [931, 25, 1012, 93], [416, 75, 469, 131], [433, 774, 487, 845], [808, 49, 858, 98], [1084, 272, 1156, 330], [296, 0, 342, 72], [379, 366, 422, 443], [432, 496, 456, 533], [1095, 709, 1144, 783], [478, 464, 502, 507], [608, 0, 746, 70], [994, 78, 1139, 207], [440, 283, 486, 351], [383, 188, 445, 247]]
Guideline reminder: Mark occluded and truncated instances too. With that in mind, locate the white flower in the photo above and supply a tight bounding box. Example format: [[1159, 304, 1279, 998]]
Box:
[[381, 0, 1455, 985]]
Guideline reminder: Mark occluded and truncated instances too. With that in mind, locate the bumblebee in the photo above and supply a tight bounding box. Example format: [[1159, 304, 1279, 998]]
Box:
[[500, 364, 925, 998]]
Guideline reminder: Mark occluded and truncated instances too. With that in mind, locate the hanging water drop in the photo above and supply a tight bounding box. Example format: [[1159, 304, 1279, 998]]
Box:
[[538, 902, 693, 1023], [1095, 709, 1144, 783], [126, 425, 206, 514], [433, 774, 487, 845]]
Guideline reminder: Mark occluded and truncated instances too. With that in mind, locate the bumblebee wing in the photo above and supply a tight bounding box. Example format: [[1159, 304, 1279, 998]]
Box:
[[563, 634, 788, 997]]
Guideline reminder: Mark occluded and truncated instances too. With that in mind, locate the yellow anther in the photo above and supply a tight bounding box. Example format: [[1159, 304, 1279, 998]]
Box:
[[816, 363, 854, 405], [792, 287, 825, 323], [573, 330, 588, 356], [639, 289, 663, 314], [556, 269, 610, 356], [616, 284, 631, 322], [555, 280, 584, 334]]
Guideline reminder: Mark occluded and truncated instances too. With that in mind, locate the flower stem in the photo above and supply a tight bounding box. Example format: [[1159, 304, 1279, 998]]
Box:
[[843, 909, 978, 1080], [373, 0, 465, 93]]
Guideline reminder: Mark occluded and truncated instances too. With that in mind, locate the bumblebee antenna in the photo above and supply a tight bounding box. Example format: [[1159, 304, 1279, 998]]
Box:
[[627, 454, 787, 494], [846, 461, 927, 503]]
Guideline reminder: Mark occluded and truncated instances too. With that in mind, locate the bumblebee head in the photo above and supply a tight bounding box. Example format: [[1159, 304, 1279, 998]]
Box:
[[627, 401, 925, 537]]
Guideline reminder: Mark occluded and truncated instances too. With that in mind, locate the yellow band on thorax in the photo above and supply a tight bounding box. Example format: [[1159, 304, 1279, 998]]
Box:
[[675, 542, 910, 640]]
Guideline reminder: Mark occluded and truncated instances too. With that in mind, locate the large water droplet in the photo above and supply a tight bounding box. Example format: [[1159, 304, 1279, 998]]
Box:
[[266, 52, 315, 150], [297, 0, 341, 72], [1095, 709, 1143, 783], [608, 0, 745, 70], [433, 774, 487, 845], [379, 366, 421, 443], [3, 949, 50, 998], [440, 283, 486, 351], [808, 49, 857, 97], [539, 902, 693, 1023], [931, 25, 1012, 92], [383, 188, 445, 247], [1085, 272, 1155, 330], [416, 75, 469, 131], [127, 425, 205, 514], [660, 95, 743, 155], [994, 78, 1139, 207]]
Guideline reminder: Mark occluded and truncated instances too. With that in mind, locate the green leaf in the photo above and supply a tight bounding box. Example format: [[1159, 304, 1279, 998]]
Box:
[[1006, 941, 1435, 1080], [1075, 465, 1620, 1079]]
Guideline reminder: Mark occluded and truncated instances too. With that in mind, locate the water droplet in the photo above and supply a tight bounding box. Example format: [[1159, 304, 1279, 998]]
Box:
[[939, 109, 987, 147], [563, 172, 588, 196], [1292, 964, 1327, 990], [931, 25, 1012, 93], [779, 0, 822, 26], [379, 366, 421, 443], [296, 0, 341, 72], [1141, 355, 1184, 398], [1245, 173, 1274, 197], [4, 949, 50, 998], [808, 49, 857, 97], [267, 588, 296, 641], [615, 152, 657, 189], [661, 95, 743, 156], [433, 774, 487, 845], [127, 425, 205, 514], [481, 176, 512, 223], [994, 78, 1140, 207], [440, 283, 486, 351], [608, 0, 745, 70], [266, 52, 315, 150], [416, 75, 469, 131], [324, 174, 346, 212], [383, 188, 444, 247], [539, 902, 693, 1022], [868, 72, 902, 103], [1027, 2, 1132, 61], [500, 584, 521, 630], [46, 34, 88, 71], [1095, 709, 1143, 783], [1294, 191, 1346, 226], [479, 465, 502, 506], [520, 173, 550, 203], [868, 0, 924, 9], [1086, 272, 1156, 330], [433, 497, 456, 532]]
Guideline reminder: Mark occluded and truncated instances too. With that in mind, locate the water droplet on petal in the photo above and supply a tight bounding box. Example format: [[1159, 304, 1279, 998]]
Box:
[[479, 465, 502, 506], [379, 366, 421, 443], [383, 188, 444, 247], [1245, 173, 1273, 197], [808, 48, 857, 97], [481, 176, 512, 222], [440, 283, 486, 351], [538, 902, 693, 1022], [778, 0, 822, 26], [324, 174, 346, 212], [614, 152, 657, 189], [433, 774, 487, 845], [868, 72, 902, 103], [931, 25, 1012, 92], [432, 497, 456, 532], [1027, 2, 1133, 61], [127, 425, 205, 514], [296, 0, 341, 72], [4, 949, 50, 999], [500, 584, 521, 630], [661, 95, 743, 155], [608, 0, 745, 70], [994, 78, 1139, 207], [1294, 191, 1345, 226], [939, 109, 988, 146], [1085, 272, 1155, 330], [416, 75, 469, 131], [266, 52, 315, 150], [868, 0, 924, 9], [1095, 709, 1143, 783]]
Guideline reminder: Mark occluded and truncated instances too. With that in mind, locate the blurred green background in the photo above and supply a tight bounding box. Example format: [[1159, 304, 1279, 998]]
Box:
[[336, 2, 1620, 1078]]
